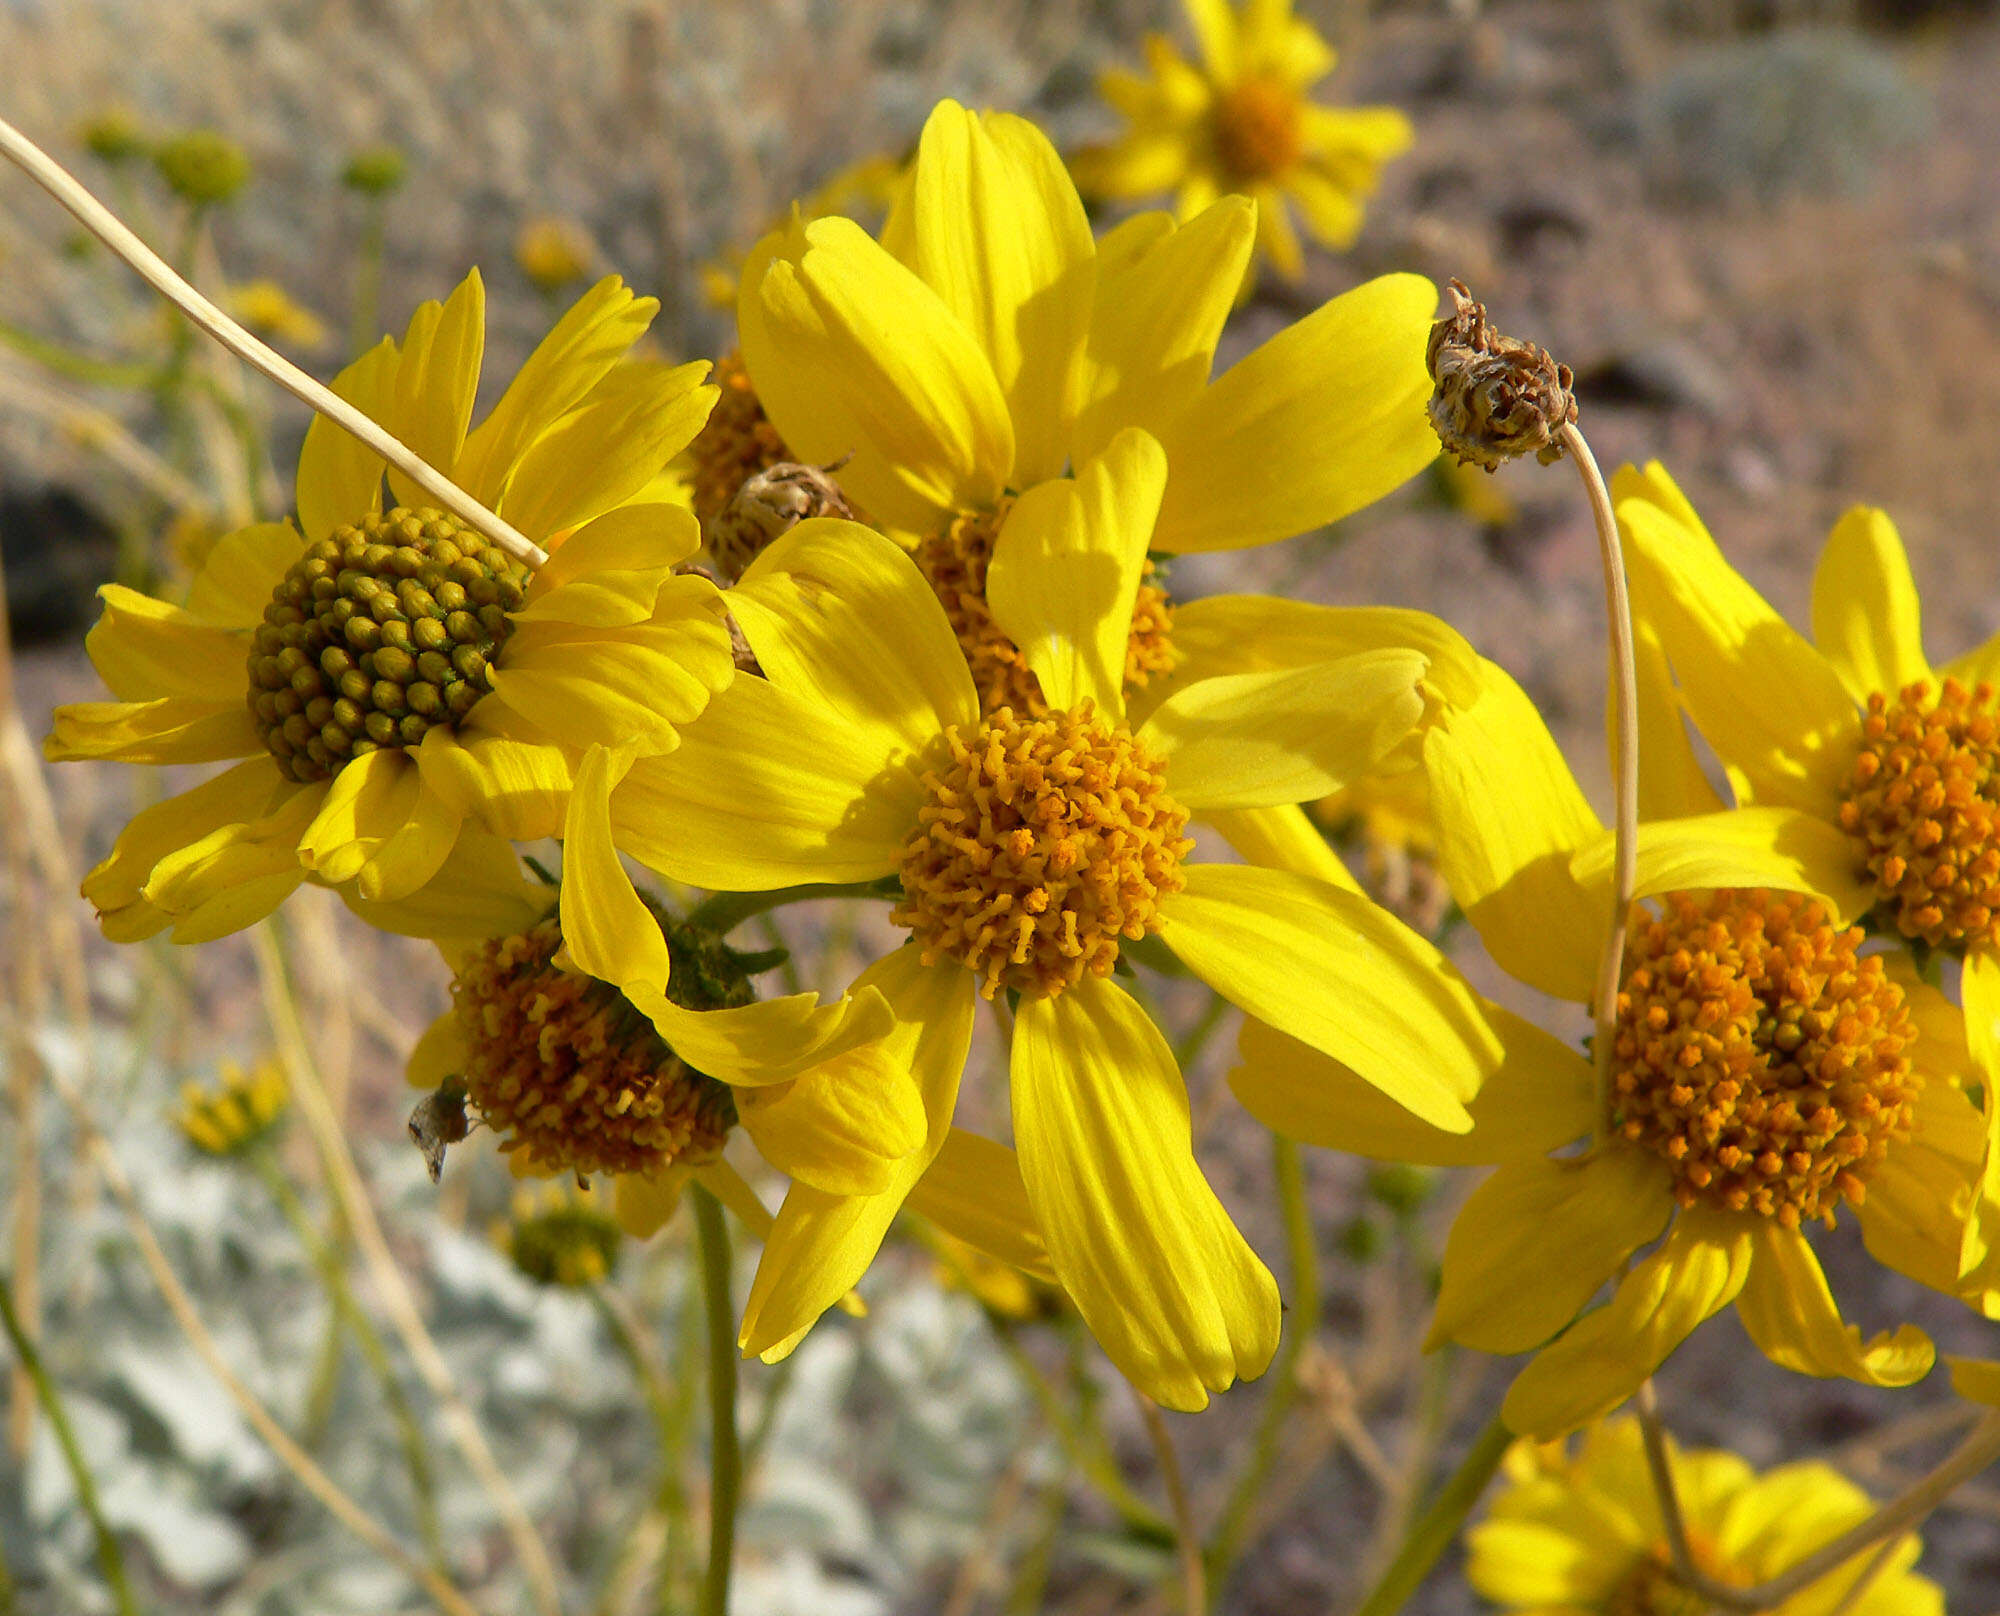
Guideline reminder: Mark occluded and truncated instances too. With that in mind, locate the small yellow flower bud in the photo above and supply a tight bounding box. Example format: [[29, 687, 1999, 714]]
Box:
[[174, 1058, 289, 1157], [341, 145, 407, 197], [154, 130, 251, 207], [79, 108, 146, 165], [514, 216, 594, 294]]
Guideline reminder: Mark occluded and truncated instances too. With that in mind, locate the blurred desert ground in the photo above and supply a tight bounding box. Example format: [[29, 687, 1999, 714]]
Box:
[[2, 0, 2000, 1612]]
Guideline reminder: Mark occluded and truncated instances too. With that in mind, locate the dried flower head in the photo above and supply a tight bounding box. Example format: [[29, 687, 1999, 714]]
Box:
[[1425, 279, 1576, 471], [705, 459, 856, 584]]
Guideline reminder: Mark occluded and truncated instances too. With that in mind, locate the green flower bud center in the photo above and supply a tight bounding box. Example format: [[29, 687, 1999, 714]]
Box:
[[246, 506, 529, 784]]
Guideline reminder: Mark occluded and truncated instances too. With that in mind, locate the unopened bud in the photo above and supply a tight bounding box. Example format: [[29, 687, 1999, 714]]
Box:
[[342, 145, 408, 197], [154, 130, 251, 207], [1426, 278, 1576, 471]]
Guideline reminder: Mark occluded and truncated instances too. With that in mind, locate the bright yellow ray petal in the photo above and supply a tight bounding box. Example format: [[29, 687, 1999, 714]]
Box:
[[295, 746, 419, 887], [1231, 1011, 1594, 1167], [345, 826, 548, 945], [385, 270, 484, 509], [742, 214, 1014, 532], [1810, 506, 1931, 703], [1734, 1221, 1933, 1386], [46, 697, 260, 765], [356, 777, 461, 902], [182, 522, 302, 628], [737, 1051, 926, 1197], [1159, 863, 1487, 1131], [405, 1011, 469, 1090], [613, 1166, 692, 1240], [1072, 196, 1255, 465], [903, 1128, 1058, 1285], [1620, 493, 1859, 815], [488, 612, 732, 751], [296, 337, 395, 543], [1138, 649, 1426, 810], [733, 518, 979, 749], [1149, 272, 1437, 552], [415, 723, 573, 843], [83, 586, 245, 702], [79, 758, 291, 931], [1567, 807, 1875, 924], [899, 104, 1093, 486], [1629, 612, 1725, 821], [1465, 1519, 1626, 1610], [1203, 802, 1357, 889], [737, 950, 976, 1356], [1430, 1151, 1675, 1355], [1184, 0, 1242, 77], [1012, 975, 1279, 1411], [607, 677, 919, 890], [557, 742, 674, 994], [1424, 659, 1601, 1003], [517, 505, 703, 621], [1502, 1208, 1754, 1439], [986, 428, 1166, 715]]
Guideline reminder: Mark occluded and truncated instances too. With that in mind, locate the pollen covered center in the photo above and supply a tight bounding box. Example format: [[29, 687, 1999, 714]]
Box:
[[912, 503, 1177, 718], [1610, 891, 1919, 1229], [1213, 76, 1305, 181], [1839, 677, 2000, 949], [248, 506, 526, 783], [894, 702, 1193, 999], [451, 918, 742, 1180]]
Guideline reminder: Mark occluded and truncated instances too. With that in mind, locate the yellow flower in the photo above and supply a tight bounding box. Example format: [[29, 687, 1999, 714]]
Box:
[[47, 272, 733, 942], [1469, 1416, 1942, 1616], [1233, 651, 1990, 1437], [699, 150, 908, 311], [225, 280, 328, 351], [494, 1180, 623, 1288], [1071, 0, 1412, 283], [725, 99, 1437, 559], [559, 453, 1499, 1410], [515, 216, 595, 294], [1620, 461, 2000, 1311], [176, 1058, 288, 1156], [404, 863, 900, 1244]]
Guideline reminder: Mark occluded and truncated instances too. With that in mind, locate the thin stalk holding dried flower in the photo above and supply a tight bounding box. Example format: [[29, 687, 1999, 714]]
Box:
[[0, 115, 547, 569], [692, 1185, 740, 1616]]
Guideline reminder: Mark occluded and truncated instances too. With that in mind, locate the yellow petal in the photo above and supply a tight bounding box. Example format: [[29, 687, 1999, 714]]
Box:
[[348, 826, 548, 945], [1430, 1151, 1674, 1355], [516, 505, 703, 622], [1567, 807, 1875, 925], [415, 723, 573, 843], [1620, 491, 1858, 816], [80, 758, 289, 922], [1734, 1221, 1933, 1386], [1465, 1519, 1626, 1610], [1947, 1356, 2000, 1407], [1159, 863, 1484, 1131], [1150, 273, 1437, 552], [356, 776, 462, 902], [182, 522, 303, 628], [608, 676, 919, 889], [83, 586, 244, 702], [903, 1128, 1058, 1286], [489, 612, 732, 751], [1138, 649, 1426, 810], [1185, 0, 1241, 77], [1012, 975, 1279, 1411], [1231, 1012, 1594, 1167], [733, 518, 978, 750], [296, 338, 395, 543], [46, 697, 260, 765], [986, 428, 1166, 716], [1502, 1208, 1754, 1439], [385, 270, 484, 508], [455, 277, 658, 505], [695, 1160, 777, 1244], [1202, 803, 1357, 889], [742, 214, 1014, 533], [633, 983, 898, 1092], [737, 950, 977, 1356], [499, 359, 717, 543], [737, 1050, 926, 1197], [295, 746, 417, 886], [406, 1011, 469, 1089], [1423, 660, 1601, 1003], [1072, 196, 1255, 466], [1629, 612, 1725, 821], [1810, 506, 1930, 703], [898, 104, 1093, 485], [614, 1165, 692, 1240], [557, 742, 673, 994]]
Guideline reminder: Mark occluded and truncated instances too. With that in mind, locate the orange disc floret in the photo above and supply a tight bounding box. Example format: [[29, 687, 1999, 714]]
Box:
[[1212, 78, 1305, 183], [1840, 677, 2000, 950], [912, 503, 1177, 718], [452, 919, 740, 1179], [893, 701, 1193, 999], [1610, 890, 1919, 1229], [687, 351, 789, 535]]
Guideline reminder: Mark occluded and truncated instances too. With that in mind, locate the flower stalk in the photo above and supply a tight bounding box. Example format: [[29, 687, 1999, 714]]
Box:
[[693, 1184, 741, 1616]]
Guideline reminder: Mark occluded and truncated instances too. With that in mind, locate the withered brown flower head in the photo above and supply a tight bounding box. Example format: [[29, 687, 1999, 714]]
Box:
[[705, 459, 857, 584], [1425, 279, 1577, 472]]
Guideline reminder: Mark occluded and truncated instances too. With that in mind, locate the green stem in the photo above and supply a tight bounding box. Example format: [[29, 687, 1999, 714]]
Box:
[[658, 1264, 703, 1616], [0, 1271, 140, 1616], [686, 878, 897, 936], [1205, 1137, 1318, 1598], [1350, 1415, 1511, 1616], [0, 317, 155, 388], [251, 1150, 445, 1567], [1173, 992, 1232, 1074], [692, 1186, 739, 1616], [348, 197, 387, 359]]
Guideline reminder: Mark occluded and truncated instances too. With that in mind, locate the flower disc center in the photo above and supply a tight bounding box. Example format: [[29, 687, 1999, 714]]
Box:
[[1213, 77, 1304, 182], [1839, 677, 2000, 949], [247, 506, 527, 783], [893, 703, 1192, 999], [1610, 891, 1919, 1228], [1605, 1537, 1746, 1616]]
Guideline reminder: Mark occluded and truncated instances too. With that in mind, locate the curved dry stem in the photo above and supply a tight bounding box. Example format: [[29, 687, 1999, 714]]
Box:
[[253, 925, 567, 1616], [0, 114, 547, 569]]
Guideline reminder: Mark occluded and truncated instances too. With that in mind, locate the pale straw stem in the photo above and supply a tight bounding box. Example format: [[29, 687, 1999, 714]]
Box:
[[252, 925, 567, 1616], [1559, 420, 1640, 1137], [0, 114, 548, 569]]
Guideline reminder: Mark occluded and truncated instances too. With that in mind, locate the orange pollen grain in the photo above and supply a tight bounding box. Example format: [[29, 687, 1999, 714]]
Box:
[[1212, 77, 1305, 182], [911, 503, 1177, 718], [892, 702, 1193, 999], [687, 351, 789, 536], [1610, 890, 1920, 1229], [1840, 677, 2000, 950], [453, 920, 736, 1180]]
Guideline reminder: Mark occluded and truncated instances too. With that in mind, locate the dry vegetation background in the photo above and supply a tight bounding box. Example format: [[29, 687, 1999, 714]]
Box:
[[2, 1, 2000, 1612]]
